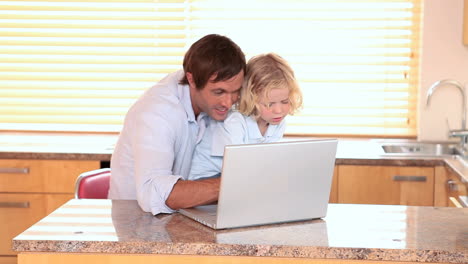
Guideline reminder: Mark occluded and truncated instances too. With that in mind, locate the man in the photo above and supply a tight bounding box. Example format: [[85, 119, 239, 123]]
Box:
[[109, 34, 246, 215]]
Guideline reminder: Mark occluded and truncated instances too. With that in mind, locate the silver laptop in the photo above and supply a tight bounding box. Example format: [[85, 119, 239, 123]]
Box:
[[179, 139, 338, 229]]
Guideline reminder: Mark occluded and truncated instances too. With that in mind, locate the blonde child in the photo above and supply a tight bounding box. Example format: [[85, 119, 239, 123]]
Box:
[[188, 53, 303, 180]]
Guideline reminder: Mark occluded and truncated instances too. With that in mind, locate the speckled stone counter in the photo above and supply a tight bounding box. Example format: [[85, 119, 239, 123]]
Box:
[[1, 133, 466, 206], [0, 133, 460, 168], [0, 132, 461, 166], [0, 132, 115, 160], [13, 199, 468, 263]]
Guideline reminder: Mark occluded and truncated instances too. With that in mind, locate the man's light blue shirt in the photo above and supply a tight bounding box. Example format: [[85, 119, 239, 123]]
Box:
[[188, 111, 286, 180], [109, 70, 208, 215]]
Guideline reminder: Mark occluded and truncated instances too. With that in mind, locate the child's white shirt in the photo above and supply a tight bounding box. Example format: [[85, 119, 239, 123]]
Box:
[[188, 111, 286, 180]]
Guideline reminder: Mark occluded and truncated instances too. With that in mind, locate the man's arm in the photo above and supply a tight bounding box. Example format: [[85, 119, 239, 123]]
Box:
[[166, 177, 220, 210]]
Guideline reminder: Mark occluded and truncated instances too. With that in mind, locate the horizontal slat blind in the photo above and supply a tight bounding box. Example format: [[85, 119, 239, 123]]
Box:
[[0, 0, 421, 136], [0, 0, 188, 132], [187, 0, 421, 137]]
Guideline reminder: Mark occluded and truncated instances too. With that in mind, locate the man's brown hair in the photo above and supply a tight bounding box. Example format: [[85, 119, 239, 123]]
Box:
[[179, 34, 246, 90]]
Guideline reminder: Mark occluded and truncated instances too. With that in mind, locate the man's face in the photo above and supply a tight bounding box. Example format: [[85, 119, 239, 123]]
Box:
[[188, 71, 244, 121]]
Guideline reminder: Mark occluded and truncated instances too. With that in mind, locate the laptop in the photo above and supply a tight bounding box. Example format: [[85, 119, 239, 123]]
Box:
[[179, 139, 338, 229]]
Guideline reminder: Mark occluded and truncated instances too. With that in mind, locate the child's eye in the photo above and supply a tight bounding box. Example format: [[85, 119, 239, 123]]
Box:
[[260, 102, 272, 108], [263, 102, 274, 108], [281, 99, 290, 104]]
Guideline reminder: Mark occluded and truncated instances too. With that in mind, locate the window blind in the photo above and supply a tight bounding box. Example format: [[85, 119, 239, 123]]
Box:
[[0, 0, 421, 137]]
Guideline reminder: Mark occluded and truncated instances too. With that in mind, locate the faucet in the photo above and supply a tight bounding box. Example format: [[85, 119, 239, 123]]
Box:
[[426, 79, 468, 154]]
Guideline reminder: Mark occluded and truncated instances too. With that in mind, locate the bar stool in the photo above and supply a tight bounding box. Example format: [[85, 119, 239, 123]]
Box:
[[74, 168, 111, 199]]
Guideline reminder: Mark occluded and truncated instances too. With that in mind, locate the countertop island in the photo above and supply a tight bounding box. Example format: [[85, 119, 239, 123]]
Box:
[[13, 199, 468, 264]]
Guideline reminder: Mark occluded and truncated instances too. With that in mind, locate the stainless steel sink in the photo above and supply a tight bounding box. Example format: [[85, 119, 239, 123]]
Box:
[[381, 142, 461, 157]]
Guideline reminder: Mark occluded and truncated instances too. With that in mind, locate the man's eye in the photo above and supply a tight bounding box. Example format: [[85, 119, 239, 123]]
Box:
[[213, 90, 224, 95]]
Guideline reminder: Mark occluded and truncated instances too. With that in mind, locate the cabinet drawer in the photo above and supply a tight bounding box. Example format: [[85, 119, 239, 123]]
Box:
[[338, 165, 435, 206], [0, 160, 100, 193], [0, 193, 72, 256], [0, 256, 16, 264]]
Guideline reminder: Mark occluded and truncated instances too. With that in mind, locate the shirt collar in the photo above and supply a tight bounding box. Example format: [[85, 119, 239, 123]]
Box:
[[195, 113, 209, 144], [245, 116, 263, 139], [246, 115, 282, 140], [177, 70, 196, 123]]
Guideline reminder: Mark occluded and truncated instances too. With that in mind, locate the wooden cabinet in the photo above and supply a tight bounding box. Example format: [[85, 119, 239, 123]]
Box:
[[15, 252, 458, 264], [0, 193, 72, 256], [0, 159, 100, 264], [434, 166, 467, 207], [329, 166, 338, 203], [337, 165, 434, 206]]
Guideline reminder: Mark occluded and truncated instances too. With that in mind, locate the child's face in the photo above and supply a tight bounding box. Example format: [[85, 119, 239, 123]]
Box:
[[257, 87, 291, 126]]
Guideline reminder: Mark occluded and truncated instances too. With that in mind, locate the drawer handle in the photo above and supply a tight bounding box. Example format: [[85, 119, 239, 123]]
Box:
[[0, 167, 29, 174], [447, 179, 459, 191], [0, 201, 30, 208], [392, 175, 427, 182]]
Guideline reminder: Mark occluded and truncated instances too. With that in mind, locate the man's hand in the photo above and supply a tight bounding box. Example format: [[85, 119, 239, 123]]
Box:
[[165, 177, 220, 210]]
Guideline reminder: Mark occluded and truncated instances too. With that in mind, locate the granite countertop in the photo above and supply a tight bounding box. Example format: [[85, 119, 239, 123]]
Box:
[[0, 132, 466, 184], [0, 132, 458, 166], [0, 132, 116, 160], [13, 199, 468, 263]]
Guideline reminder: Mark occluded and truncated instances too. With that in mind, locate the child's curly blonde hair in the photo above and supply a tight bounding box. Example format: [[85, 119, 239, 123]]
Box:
[[238, 53, 303, 119]]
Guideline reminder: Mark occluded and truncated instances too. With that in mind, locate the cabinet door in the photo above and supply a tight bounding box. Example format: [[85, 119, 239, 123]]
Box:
[[0, 159, 100, 193], [0, 193, 72, 256], [0, 256, 16, 264], [338, 165, 434, 206], [328, 167, 338, 203], [434, 166, 467, 207]]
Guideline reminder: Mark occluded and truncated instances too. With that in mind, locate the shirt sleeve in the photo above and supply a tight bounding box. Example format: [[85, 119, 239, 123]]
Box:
[[211, 112, 247, 156], [130, 109, 182, 215]]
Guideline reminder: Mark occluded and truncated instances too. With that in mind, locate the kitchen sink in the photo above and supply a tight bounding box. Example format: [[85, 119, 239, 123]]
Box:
[[381, 142, 462, 157]]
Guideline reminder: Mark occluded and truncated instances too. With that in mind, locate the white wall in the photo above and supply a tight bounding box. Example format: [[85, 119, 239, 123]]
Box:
[[418, 0, 468, 141]]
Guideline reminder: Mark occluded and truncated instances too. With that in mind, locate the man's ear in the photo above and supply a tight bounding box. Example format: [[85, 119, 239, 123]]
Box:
[[186, 72, 195, 89]]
